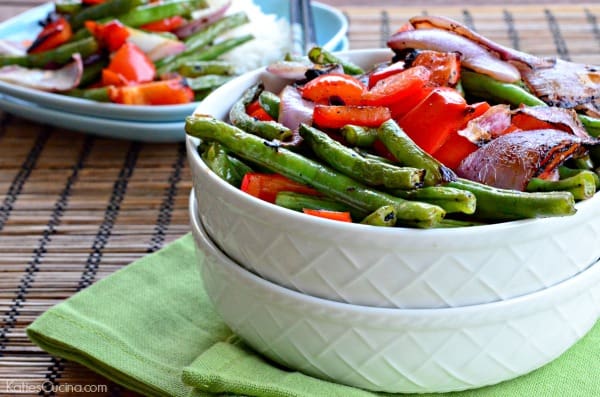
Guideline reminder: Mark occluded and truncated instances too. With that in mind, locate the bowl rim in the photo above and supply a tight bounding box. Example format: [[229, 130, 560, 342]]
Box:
[[190, 189, 600, 320], [185, 48, 600, 236]]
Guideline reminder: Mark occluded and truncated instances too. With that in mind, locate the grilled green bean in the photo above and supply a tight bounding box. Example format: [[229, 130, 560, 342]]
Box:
[[229, 84, 292, 141], [258, 90, 280, 120], [360, 205, 396, 227], [117, 0, 206, 28], [0, 37, 99, 68], [156, 34, 253, 74], [307, 46, 364, 75], [185, 74, 232, 91], [201, 142, 245, 187], [69, 0, 147, 30], [391, 186, 476, 214], [177, 60, 236, 77], [526, 172, 597, 200], [300, 124, 425, 189], [559, 166, 600, 189], [340, 125, 378, 147], [461, 70, 546, 107], [63, 86, 111, 102], [448, 178, 576, 221], [275, 191, 362, 217], [185, 115, 446, 228], [377, 119, 456, 186]]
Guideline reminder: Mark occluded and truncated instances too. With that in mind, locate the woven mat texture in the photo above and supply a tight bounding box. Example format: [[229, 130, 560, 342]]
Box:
[[1, 2, 600, 396]]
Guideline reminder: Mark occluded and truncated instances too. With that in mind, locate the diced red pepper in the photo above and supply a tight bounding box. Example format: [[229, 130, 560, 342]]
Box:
[[83, 0, 107, 4], [102, 42, 155, 86], [300, 73, 366, 106], [313, 105, 391, 129], [246, 100, 274, 121], [430, 101, 491, 169], [361, 65, 432, 107], [411, 50, 461, 87], [398, 87, 469, 154], [86, 20, 130, 52], [510, 113, 562, 132], [27, 17, 72, 54], [302, 208, 352, 222], [240, 173, 320, 203], [108, 78, 194, 105], [367, 61, 405, 89], [140, 16, 186, 33]]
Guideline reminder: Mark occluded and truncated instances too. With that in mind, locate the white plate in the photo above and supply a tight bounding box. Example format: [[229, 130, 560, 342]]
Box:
[[0, 94, 185, 142], [0, 0, 348, 123]]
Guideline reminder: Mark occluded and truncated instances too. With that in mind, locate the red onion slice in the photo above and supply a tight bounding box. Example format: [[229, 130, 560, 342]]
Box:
[[0, 54, 83, 92], [278, 85, 314, 131], [174, 0, 232, 39]]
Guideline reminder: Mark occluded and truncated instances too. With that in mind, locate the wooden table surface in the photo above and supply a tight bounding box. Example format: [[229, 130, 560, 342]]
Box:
[[0, 1, 599, 396]]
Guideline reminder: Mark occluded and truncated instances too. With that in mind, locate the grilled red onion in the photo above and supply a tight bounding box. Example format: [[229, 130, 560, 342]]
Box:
[[174, 0, 231, 39], [0, 54, 82, 91], [456, 129, 590, 191], [388, 28, 521, 83], [278, 85, 314, 131]]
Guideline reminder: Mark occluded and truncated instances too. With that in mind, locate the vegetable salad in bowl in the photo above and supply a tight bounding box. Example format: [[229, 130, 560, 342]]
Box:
[[186, 16, 600, 229], [0, 0, 298, 106]]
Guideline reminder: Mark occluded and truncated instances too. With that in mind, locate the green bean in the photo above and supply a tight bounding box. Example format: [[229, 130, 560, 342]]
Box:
[[229, 84, 292, 142], [353, 148, 393, 164], [156, 34, 254, 74], [177, 60, 236, 77], [201, 142, 245, 187], [461, 70, 546, 107], [448, 178, 576, 221], [307, 46, 364, 75], [155, 12, 249, 69], [274, 191, 363, 218], [377, 119, 456, 186], [0, 37, 99, 68], [185, 74, 232, 91], [300, 124, 425, 189], [63, 86, 111, 102], [55, 0, 83, 15], [69, 0, 147, 30], [360, 205, 397, 227], [579, 114, 600, 138], [559, 166, 600, 189], [391, 186, 476, 214], [340, 125, 378, 147], [434, 218, 487, 228], [526, 172, 597, 201], [117, 0, 206, 28], [78, 57, 108, 87], [185, 115, 446, 228], [258, 90, 280, 120]]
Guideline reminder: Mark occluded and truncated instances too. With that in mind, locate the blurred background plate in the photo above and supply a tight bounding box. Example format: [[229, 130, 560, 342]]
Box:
[[0, 0, 348, 124]]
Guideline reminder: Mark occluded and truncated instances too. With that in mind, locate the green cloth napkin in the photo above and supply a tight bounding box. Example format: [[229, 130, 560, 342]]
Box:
[[27, 233, 600, 397]]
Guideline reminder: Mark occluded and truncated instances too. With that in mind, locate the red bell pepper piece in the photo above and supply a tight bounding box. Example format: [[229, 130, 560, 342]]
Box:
[[300, 73, 366, 106], [313, 105, 391, 129], [27, 16, 73, 54], [398, 87, 469, 154], [83, 0, 107, 4], [86, 20, 130, 52], [108, 78, 194, 105], [361, 65, 432, 107], [240, 173, 320, 203], [246, 100, 274, 121], [411, 50, 461, 87], [102, 42, 155, 86], [140, 16, 186, 33], [430, 101, 491, 169], [302, 208, 352, 222], [367, 61, 406, 89]]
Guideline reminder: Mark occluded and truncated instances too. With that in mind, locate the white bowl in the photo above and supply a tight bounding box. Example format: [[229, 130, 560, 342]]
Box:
[[186, 49, 600, 309], [189, 191, 600, 394]]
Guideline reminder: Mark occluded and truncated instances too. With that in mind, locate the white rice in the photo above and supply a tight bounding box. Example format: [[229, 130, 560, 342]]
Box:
[[207, 0, 293, 73]]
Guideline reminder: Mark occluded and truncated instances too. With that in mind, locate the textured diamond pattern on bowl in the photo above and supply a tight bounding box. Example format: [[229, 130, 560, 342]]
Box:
[[194, 181, 600, 309], [197, 227, 600, 394]]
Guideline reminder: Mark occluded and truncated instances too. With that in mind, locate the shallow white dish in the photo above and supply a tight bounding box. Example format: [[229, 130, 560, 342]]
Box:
[[0, 0, 348, 123], [186, 48, 600, 309], [0, 94, 185, 142], [189, 190, 600, 394]]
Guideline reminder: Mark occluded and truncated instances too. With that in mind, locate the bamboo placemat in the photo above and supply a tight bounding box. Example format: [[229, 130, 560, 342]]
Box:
[[1, 3, 600, 396]]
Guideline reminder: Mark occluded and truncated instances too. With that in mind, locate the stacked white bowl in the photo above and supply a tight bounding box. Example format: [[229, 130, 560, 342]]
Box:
[[186, 50, 600, 394]]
